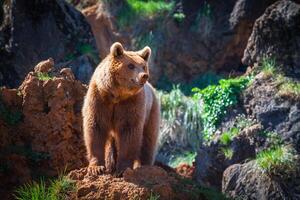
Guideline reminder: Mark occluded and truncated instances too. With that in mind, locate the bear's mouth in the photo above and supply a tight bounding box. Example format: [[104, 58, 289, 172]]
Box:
[[131, 79, 144, 86]]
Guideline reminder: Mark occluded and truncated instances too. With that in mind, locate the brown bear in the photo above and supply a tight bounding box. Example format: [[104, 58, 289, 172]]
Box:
[[82, 42, 160, 175]]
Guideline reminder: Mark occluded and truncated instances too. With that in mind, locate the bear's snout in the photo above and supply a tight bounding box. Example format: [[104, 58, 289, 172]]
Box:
[[138, 73, 149, 84]]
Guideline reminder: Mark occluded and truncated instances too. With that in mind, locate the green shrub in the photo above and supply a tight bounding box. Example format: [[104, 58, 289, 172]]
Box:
[[192, 76, 252, 141], [36, 72, 53, 81], [256, 145, 298, 177], [15, 176, 75, 200]]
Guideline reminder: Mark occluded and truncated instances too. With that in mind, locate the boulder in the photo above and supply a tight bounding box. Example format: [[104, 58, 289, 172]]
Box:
[[242, 0, 300, 77], [0, 0, 97, 87], [243, 73, 300, 152], [194, 132, 256, 190], [222, 161, 300, 199]]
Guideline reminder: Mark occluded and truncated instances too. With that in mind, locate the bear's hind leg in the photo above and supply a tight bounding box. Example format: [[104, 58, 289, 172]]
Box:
[[141, 97, 160, 165]]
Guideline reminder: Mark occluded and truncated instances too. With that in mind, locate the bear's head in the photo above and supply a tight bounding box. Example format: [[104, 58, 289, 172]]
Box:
[[109, 42, 151, 94]]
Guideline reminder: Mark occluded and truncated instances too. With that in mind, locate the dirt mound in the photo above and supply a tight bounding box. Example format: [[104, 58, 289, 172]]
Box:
[[67, 166, 207, 200]]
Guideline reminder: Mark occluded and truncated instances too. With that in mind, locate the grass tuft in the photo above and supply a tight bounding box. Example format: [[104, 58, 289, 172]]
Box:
[[260, 57, 276, 78], [221, 147, 234, 160], [158, 85, 202, 149], [36, 72, 53, 81], [256, 145, 298, 177], [278, 80, 300, 100], [148, 192, 160, 200], [117, 0, 174, 28], [15, 175, 75, 200]]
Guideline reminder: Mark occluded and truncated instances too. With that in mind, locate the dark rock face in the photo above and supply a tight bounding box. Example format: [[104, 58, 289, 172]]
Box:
[[195, 132, 256, 189], [0, 0, 97, 87], [155, 0, 276, 83], [222, 161, 300, 199], [242, 0, 300, 77], [83, 0, 276, 84], [244, 73, 300, 152]]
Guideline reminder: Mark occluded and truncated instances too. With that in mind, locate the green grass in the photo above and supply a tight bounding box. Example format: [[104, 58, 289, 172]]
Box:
[[219, 127, 239, 146], [158, 85, 202, 149], [169, 151, 197, 168], [116, 0, 174, 28], [221, 147, 234, 160], [278, 80, 300, 99], [259, 131, 283, 148], [260, 57, 276, 78], [256, 145, 298, 177], [15, 176, 75, 200], [127, 0, 174, 16], [148, 192, 160, 200], [36, 72, 53, 81], [192, 76, 252, 141]]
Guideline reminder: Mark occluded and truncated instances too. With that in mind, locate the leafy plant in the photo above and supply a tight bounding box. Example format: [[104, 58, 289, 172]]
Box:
[[193, 76, 252, 141], [36, 72, 53, 81], [256, 145, 298, 177], [15, 176, 75, 200]]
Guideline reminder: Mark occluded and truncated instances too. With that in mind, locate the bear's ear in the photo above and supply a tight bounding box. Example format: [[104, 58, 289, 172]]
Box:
[[139, 46, 151, 62], [110, 42, 124, 57]]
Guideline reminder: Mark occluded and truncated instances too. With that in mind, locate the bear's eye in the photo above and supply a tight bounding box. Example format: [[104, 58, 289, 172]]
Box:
[[128, 64, 135, 70]]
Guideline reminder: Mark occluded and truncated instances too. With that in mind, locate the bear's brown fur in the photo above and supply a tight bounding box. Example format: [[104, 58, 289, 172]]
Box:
[[82, 42, 160, 175]]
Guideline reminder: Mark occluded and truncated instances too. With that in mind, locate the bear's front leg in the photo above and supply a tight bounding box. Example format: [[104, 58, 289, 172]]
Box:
[[83, 100, 110, 176], [114, 125, 143, 174]]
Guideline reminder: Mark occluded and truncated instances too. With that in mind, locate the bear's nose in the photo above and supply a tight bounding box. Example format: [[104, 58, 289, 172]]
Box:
[[139, 73, 149, 84], [141, 73, 149, 80]]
